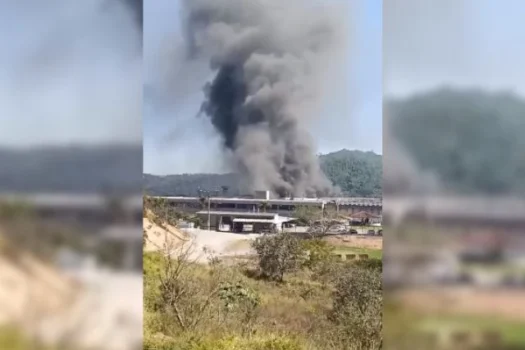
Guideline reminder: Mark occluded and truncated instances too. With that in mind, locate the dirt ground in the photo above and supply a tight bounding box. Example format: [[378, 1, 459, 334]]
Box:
[[143, 218, 188, 252], [144, 219, 383, 262], [144, 217, 260, 262], [323, 235, 383, 250], [0, 235, 80, 326], [394, 287, 525, 322], [0, 232, 143, 350]]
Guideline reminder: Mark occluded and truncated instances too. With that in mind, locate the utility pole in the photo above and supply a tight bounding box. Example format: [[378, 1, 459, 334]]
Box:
[[208, 198, 211, 230], [198, 188, 219, 231]]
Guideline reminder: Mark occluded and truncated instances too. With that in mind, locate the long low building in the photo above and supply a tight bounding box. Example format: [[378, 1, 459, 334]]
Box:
[[0, 193, 143, 227], [383, 195, 525, 229], [195, 210, 295, 233], [157, 195, 383, 218]]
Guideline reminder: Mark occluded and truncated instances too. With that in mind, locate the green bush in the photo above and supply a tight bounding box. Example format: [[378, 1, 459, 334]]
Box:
[[301, 239, 334, 270], [329, 267, 383, 349], [252, 233, 305, 282]]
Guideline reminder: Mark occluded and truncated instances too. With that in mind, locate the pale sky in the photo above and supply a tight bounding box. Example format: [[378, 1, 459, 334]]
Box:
[[143, 0, 382, 175], [384, 0, 525, 98], [5, 1, 519, 177], [0, 1, 142, 148]]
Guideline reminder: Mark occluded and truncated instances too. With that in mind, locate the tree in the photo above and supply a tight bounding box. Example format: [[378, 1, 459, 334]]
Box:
[[152, 240, 224, 332], [294, 206, 346, 237], [301, 238, 334, 271], [251, 232, 305, 282]]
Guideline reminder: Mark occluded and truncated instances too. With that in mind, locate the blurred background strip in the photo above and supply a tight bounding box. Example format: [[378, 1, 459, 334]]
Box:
[[383, 1, 525, 349], [0, 1, 143, 349]]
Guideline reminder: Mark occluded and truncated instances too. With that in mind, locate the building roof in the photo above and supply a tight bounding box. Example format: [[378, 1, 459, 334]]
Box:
[[385, 195, 525, 222], [232, 216, 296, 224], [349, 211, 381, 219], [329, 197, 382, 206], [195, 210, 276, 218], [232, 218, 276, 224], [0, 193, 142, 211], [160, 196, 382, 207]]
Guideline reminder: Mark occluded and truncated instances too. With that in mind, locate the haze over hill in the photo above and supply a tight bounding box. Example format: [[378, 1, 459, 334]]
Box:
[[0, 144, 142, 194], [144, 149, 382, 198], [386, 88, 525, 196]]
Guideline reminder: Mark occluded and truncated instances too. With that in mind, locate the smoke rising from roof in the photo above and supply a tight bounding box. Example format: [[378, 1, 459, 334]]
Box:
[[181, 0, 349, 197]]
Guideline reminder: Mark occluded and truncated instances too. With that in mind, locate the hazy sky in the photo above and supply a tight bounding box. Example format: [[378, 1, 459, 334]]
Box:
[[0, 1, 142, 148], [143, 0, 382, 175], [384, 0, 525, 98]]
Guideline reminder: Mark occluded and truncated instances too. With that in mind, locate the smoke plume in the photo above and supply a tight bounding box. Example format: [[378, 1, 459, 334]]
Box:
[[181, 0, 348, 197]]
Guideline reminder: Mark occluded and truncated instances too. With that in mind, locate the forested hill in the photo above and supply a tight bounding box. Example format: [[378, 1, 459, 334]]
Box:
[[320, 149, 382, 197], [387, 88, 525, 195], [144, 149, 382, 197]]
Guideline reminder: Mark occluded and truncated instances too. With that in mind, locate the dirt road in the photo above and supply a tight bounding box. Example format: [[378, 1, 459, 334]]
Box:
[[182, 228, 260, 262]]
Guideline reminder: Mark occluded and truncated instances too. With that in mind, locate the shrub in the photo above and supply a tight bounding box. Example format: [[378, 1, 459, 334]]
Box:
[[329, 267, 383, 349], [251, 233, 306, 282], [301, 239, 334, 270]]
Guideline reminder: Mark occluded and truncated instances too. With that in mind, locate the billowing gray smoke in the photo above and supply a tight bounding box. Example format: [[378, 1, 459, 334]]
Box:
[[182, 0, 348, 197]]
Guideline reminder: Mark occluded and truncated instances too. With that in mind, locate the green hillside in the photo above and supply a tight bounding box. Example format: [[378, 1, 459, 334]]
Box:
[[144, 149, 382, 197]]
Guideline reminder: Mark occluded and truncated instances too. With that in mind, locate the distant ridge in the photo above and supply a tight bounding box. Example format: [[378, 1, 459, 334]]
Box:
[[0, 144, 142, 194], [144, 149, 382, 198]]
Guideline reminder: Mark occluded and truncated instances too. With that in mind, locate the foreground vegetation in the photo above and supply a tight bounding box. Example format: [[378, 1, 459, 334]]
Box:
[[144, 231, 382, 350]]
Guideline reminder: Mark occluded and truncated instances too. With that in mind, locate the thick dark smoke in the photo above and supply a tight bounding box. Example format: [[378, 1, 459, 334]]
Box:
[[182, 0, 348, 198]]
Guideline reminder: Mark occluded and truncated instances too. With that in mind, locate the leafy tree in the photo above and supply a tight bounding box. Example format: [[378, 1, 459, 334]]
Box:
[[294, 206, 346, 237], [251, 232, 306, 282], [301, 238, 334, 270]]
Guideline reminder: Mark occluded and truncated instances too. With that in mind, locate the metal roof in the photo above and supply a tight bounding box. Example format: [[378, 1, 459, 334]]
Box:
[[0, 193, 142, 211], [233, 218, 276, 224], [195, 210, 276, 218], [161, 196, 382, 207], [384, 195, 525, 222], [232, 217, 295, 224]]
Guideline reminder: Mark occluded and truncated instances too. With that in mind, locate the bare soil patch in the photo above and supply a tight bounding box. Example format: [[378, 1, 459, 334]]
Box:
[[395, 287, 525, 322], [143, 218, 188, 252], [323, 235, 383, 250]]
